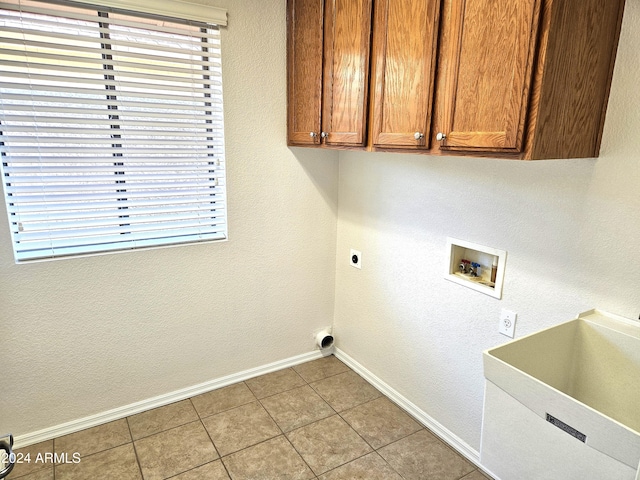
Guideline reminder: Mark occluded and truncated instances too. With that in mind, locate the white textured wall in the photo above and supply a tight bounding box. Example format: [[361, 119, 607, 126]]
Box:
[[334, 1, 640, 452], [0, 0, 339, 436]]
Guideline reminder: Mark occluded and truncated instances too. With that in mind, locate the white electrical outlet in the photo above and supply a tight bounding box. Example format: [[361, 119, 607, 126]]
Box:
[[499, 309, 517, 338], [350, 249, 362, 269]]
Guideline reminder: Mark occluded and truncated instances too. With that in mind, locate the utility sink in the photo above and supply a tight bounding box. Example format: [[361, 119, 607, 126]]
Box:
[[481, 309, 640, 480]]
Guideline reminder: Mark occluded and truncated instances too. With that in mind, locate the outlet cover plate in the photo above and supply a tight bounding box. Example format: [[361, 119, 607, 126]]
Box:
[[499, 309, 517, 337], [350, 249, 362, 269]]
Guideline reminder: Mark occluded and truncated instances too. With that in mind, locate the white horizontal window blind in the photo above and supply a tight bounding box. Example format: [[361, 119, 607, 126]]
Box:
[[0, 0, 227, 262]]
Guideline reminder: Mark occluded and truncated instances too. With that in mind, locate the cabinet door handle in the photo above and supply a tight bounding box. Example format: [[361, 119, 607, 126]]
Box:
[[309, 132, 318, 138], [436, 132, 447, 142], [414, 132, 425, 141], [321, 132, 329, 138]]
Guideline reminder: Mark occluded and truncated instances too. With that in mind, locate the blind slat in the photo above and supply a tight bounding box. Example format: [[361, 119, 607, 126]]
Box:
[[15, 212, 227, 237], [0, 96, 222, 114], [8, 197, 226, 214], [17, 234, 226, 261], [0, 115, 223, 126], [0, 24, 221, 59], [5, 187, 226, 204], [16, 231, 227, 261], [6, 170, 224, 181], [4, 163, 224, 173], [0, 36, 222, 67], [0, 4, 226, 31], [12, 203, 226, 221], [14, 218, 227, 242], [2, 146, 222, 153], [0, 69, 221, 95], [15, 227, 227, 253], [0, 128, 224, 137]]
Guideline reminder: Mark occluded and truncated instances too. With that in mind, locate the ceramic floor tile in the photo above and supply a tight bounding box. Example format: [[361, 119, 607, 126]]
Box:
[[260, 385, 335, 432], [378, 429, 476, 480], [134, 421, 218, 480], [341, 396, 422, 449], [201, 401, 281, 456], [310, 371, 381, 412], [7, 440, 54, 478], [169, 460, 230, 479], [190, 383, 256, 419], [317, 452, 403, 480], [245, 368, 306, 399], [6, 468, 53, 480], [462, 469, 494, 480], [222, 435, 313, 480], [54, 419, 131, 459], [55, 443, 141, 480], [286, 415, 371, 475], [293, 355, 350, 383], [127, 400, 199, 440]]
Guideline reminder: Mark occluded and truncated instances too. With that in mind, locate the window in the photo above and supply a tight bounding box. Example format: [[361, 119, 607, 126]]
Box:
[[0, 0, 227, 262]]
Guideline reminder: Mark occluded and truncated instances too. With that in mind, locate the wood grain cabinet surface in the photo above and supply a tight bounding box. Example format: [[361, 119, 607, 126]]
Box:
[[287, 0, 324, 146], [369, 0, 441, 150], [436, 0, 541, 154], [287, 0, 625, 160], [287, 0, 372, 147]]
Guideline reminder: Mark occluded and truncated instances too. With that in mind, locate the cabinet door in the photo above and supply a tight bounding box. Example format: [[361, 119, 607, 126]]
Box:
[[371, 0, 441, 149], [287, 0, 324, 145], [321, 0, 373, 146], [438, 0, 541, 152]]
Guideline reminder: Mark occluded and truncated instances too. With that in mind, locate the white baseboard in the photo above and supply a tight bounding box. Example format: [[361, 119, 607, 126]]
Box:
[[334, 348, 483, 468], [14, 350, 324, 449]]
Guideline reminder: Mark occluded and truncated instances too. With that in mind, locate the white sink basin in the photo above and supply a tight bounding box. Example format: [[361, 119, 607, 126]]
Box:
[[481, 309, 640, 480]]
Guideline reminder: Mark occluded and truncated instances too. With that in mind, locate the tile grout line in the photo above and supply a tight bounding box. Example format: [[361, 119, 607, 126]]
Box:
[[303, 362, 389, 478], [191, 393, 232, 480], [301, 359, 425, 479], [193, 387, 258, 423], [258, 362, 356, 478], [288, 361, 404, 478], [52, 436, 56, 480], [194, 378, 316, 470], [333, 407, 409, 479], [124, 417, 145, 480], [193, 397, 222, 461], [252, 382, 319, 479]]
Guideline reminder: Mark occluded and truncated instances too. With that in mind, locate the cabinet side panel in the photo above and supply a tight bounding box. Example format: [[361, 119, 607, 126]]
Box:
[[287, 0, 324, 145], [528, 0, 625, 159]]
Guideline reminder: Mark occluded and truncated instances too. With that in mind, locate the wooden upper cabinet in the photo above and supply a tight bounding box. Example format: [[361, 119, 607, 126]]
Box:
[[287, 0, 324, 145], [321, 0, 373, 146], [437, 0, 541, 153], [370, 0, 441, 149], [287, 0, 625, 159], [287, 0, 372, 147]]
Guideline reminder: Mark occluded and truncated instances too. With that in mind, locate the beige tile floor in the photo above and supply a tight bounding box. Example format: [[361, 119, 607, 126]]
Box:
[[8, 355, 492, 480]]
